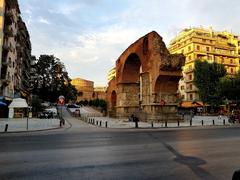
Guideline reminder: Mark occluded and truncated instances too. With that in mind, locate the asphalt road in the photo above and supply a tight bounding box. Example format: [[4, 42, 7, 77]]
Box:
[[1, 111, 240, 180]]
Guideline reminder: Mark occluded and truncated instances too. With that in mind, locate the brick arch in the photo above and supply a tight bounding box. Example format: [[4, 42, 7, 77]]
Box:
[[107, 31, 185, 119], [154, 75, 180, 104], [121, 53, 141, 83]]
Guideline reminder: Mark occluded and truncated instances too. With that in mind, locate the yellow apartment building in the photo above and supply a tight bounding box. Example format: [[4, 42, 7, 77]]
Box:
[[168, 27, 240, 102], [107, 67, 116, 82]]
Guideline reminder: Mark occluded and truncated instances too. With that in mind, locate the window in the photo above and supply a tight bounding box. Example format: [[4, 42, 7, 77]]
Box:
[[181, 95, 185, 99], [181, 86, 184, 90], [196, 45, 200, 50], [189, 75, 192, 80], [182, 49, 184, 54], [230, 59, 233, 64], [202, 39, 206, 43], [189, 84, 193, 90], [189, 94, 193, 100], [221, 57, 224, 63], [206, 47, 210, 51], [230, 68, 234, 74], [78, 92, 83, 96], [188, 46, 191, 52], [188, 55, 191, 61]]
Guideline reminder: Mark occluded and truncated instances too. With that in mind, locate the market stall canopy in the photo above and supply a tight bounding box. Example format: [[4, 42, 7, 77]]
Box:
[[8, 98, 28, 108]]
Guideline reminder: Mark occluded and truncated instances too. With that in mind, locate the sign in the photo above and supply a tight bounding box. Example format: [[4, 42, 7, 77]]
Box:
[[160, 99, 166, 106], [58, 95, 65, 105]]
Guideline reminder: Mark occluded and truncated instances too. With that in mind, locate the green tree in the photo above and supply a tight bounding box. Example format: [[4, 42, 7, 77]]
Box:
[[193, 60, 226, 107], [32, 55, 77, 103], [219, 70, 240, 104], [31, 95, 44, 115]]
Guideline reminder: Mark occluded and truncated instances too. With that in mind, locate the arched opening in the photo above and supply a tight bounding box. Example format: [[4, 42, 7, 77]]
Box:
[[122, 53, 141, 83], [111, 90, 117, 108], [119, 53, 142, 114], [154, 76, 179, 104]]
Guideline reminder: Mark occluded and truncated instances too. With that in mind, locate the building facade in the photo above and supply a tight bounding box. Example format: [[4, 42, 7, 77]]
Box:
[[107, 67, 116, 82], [168, 27, 240, 101], [71, 78, 94, 102], [93, 86, 107, 100], [0, 0, 32, 103]]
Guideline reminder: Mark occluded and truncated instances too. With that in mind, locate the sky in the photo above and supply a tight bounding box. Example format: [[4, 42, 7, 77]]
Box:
[[18, 0, 240, 86]]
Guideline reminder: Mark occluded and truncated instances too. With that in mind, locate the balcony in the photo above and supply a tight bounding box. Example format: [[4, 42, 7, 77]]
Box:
[[2, 40, 13, 52], [4, 26, 14, 37], [1, 57, 9, 67], [185, 87, 198, 93], [1, 77, 11, 86], [184, 79, 193, 83], [3, 41, 10, 51], [4, 10, 13, 25], [184, 68, 194, 73]]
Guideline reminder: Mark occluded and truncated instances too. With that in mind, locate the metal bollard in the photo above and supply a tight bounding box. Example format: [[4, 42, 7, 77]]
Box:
[[223, 119, 225, 125], [100, 121, 102, 127], [177, 120, 180, 127], [60, 120, 62, 127], [165, 121, 167, 128], [151, 121, 154, 128], [135, 121, 138, 128], [190, 120, 192, 126], [105, 121, 108, 128], [201, 120, 204, 126], [93, 119, 95, 124], [97, 121, 98, 125], [213, 119, 215, 125], [4, 124, 8, 132]]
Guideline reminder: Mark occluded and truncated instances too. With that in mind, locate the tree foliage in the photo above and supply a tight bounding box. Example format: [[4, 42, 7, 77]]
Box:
[[32, 55, 77, 103], [219, 71, 240, 104], [193, 60, 226, 106]]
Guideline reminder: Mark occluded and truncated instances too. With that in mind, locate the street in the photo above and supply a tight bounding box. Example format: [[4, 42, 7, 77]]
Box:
[[0, 110, 240, 180]]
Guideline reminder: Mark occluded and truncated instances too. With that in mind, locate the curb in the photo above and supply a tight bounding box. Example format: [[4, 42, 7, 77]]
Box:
[[0, 118, 71, 134]]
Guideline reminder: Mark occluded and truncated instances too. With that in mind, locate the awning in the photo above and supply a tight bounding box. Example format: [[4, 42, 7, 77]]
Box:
[[8, 98, 28, 108], [179, 101, 204, 108]]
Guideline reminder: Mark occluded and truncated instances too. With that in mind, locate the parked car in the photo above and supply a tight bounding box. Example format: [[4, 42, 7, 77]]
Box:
[[67, 104, 80, 108], [38, 111, 54, 119]]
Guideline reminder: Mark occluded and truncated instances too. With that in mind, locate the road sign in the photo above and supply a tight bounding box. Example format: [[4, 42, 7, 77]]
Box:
[[58, 95, 65, 105]]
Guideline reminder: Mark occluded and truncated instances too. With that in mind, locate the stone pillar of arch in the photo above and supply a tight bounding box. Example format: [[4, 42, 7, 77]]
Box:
[[116, 53, 142, 118]]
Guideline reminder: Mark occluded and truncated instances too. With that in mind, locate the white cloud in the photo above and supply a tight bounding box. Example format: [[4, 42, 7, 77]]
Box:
[[19, 0, 240, 86], [38, 16, 51, 25]]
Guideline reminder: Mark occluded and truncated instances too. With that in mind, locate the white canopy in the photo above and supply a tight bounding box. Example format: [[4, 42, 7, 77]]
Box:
[[8, 98, 28, 108]]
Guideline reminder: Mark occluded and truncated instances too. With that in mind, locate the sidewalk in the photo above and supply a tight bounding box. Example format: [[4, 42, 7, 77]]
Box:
[[0, 118, 61, 133], [80, 115, 233, 129], [76, 106, 232, 129]]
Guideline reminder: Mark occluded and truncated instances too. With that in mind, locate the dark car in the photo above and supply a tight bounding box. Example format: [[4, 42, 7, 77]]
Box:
[[67, 104, 80, 108], [38, 111, 54, 119]]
